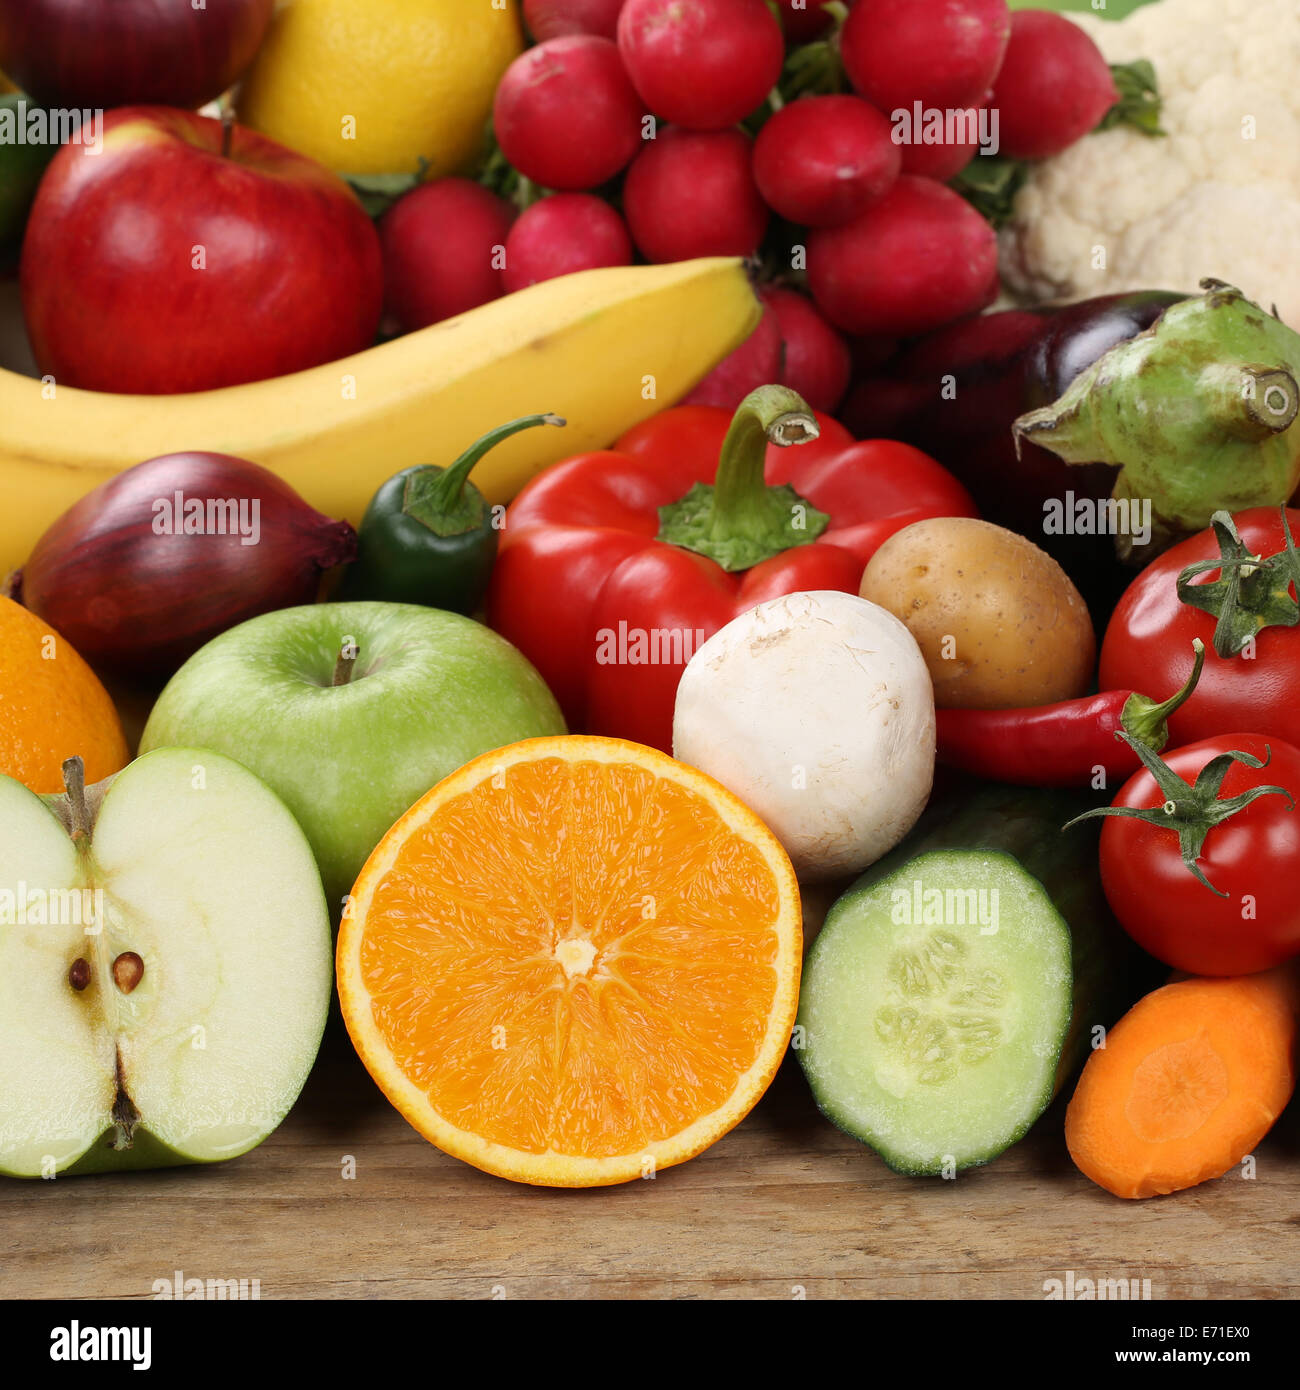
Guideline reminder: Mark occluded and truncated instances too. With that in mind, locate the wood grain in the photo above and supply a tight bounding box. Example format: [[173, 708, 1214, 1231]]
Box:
[[3, 1025, 1297, 1301]]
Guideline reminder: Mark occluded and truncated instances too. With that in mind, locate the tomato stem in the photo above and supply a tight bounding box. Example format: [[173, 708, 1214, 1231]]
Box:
[[1065, 732, 1294, 898], [1177, 507, 1300, 657]]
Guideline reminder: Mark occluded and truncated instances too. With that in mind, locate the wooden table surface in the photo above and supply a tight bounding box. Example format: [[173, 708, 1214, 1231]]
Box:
[[4, 1022, 1298, 1301]]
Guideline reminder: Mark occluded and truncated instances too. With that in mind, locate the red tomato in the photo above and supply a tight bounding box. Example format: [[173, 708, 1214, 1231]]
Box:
[[1101, 508, 1300, 749], [1095, 733, 1300, 976]]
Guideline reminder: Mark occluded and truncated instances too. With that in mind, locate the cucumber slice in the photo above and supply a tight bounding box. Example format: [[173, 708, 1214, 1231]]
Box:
[[799, 846, 1072, 1175]]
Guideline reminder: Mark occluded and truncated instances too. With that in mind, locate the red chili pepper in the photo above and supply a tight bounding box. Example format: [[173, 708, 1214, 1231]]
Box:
[[487, 385, 977, 752], [935, 641, 1207, 788]]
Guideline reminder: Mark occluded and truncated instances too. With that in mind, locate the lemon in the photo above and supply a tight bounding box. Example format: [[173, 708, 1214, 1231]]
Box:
[[236, 0, 523, 179]]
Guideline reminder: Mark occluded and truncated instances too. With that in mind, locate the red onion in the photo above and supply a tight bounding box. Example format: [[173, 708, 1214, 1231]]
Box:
[[15, 452, 356, 673]]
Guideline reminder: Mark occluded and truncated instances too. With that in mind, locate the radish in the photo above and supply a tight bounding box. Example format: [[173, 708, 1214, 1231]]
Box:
[[523, 0, 626, 40], [989, 11, 1119, 160], [682, 304, 783, 409], [841, 0, 1010, 114], [775, 0, 834, 43], [502, 194, 633, 293], [761, 286, 851, 414], [848, 334, 900, 378], [623, 127, 768, 263], [380, 179, 515, 332], [617, 0, 784, 131], [752, 95, 900, 229], [673, 589, 936, 880], [493, 36, 644, 191], [807, 175, 998, 337], [899, 98, 989, 181]]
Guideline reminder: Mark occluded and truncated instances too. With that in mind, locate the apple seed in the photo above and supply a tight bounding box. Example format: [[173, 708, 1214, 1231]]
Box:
[[68, 957, 91, 992], [111, 951, 145, 994]]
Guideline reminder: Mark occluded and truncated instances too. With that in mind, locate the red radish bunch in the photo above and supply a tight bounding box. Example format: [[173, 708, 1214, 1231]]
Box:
[[623, 127, 768, 263], [841, 0, 1010, 113], [991, 11, 1121, 159], [808, 177, 1000, 337], [380, 179, 515, 331], [617, 0, 784, 132], [774, 0, 834, 44], [753, 96, 900, 228], [503, 194, 633, 292], [523, 0, 626, 41], [379, 1, 1125, 393], [492, 35, 643, 191]]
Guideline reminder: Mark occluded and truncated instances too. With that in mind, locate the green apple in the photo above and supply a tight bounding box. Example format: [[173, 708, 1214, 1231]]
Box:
[[140, 602, 566, 911], [0, 748, 331, 1177]]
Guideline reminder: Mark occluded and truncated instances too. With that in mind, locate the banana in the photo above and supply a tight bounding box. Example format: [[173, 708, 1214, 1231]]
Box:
[[0, 257, 759, 573]]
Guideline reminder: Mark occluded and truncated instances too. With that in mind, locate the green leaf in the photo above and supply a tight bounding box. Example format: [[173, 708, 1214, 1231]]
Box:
[[344, 168, 425, 218], [1097, 59, 1165, 137], [949, 154, 1029, 231]]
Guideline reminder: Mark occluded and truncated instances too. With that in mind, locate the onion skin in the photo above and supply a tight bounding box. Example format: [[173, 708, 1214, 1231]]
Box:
[[16, 452, 357, 674]]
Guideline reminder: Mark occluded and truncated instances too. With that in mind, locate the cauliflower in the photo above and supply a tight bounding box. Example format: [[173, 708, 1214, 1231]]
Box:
[[1000, 0, 1300, 327]]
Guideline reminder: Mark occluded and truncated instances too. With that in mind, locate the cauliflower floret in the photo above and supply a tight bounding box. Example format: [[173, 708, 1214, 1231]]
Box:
[[1000, 0, 1300, 326]]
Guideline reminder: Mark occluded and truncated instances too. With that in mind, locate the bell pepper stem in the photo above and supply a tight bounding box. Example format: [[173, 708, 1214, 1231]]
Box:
[[1120, 638, 1205, 747], [712, 385, 817, 521], [656, 385, 830, 572]]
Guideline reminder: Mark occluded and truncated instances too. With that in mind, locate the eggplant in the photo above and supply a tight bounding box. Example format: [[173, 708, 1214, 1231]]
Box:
[[845, 284, 1300, 622], [842, 290, 1185, 613]]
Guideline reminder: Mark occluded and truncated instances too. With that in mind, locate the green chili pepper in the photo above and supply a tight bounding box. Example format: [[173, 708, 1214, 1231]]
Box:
[[341, 413, 564, 614]]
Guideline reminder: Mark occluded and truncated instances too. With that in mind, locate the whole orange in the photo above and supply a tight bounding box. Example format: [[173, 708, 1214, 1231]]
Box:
[[0, 596, 129, 793]]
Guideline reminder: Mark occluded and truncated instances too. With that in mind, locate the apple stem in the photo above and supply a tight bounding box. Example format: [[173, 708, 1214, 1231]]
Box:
[[220, 104, 235, 159], [332, 644, 358, 687], [63, 756, 91, 843]]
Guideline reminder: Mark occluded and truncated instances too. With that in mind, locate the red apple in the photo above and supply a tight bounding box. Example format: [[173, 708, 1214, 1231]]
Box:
[[0, 0, 273, 110], [20, 106, 384, 395]]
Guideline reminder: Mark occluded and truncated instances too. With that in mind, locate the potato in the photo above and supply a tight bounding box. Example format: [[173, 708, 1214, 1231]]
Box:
[[859, 516, 1095, 708]]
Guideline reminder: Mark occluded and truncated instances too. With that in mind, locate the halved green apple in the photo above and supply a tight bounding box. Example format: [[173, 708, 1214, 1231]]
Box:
[[0, 747, 332, 1177]]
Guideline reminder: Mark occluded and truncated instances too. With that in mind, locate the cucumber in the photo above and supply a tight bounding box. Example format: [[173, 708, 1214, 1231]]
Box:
[[797, 785, 1130, 1176]]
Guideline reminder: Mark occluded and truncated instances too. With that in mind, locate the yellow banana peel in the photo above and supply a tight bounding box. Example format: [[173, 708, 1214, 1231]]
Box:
[[0, 257, 760, 573]]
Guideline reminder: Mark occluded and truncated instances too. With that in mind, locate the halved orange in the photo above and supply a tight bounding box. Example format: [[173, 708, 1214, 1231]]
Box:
[[337, 735, 801, 1186]]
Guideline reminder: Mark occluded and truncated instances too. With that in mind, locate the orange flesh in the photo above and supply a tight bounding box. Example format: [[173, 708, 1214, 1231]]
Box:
[[357, 755, 785, 1157]]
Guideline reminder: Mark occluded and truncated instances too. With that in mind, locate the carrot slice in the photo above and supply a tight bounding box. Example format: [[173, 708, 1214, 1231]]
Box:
[[1065, 967, 1298, 1199]]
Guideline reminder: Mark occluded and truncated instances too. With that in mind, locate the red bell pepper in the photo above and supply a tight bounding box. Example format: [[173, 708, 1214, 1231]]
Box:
[[487, 385, 977, 751]]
